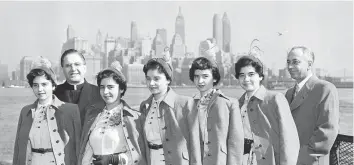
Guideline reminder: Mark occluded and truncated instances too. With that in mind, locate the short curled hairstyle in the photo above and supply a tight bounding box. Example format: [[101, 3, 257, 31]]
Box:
[[189, 57, 220, 86], [234, 56, 264, 79], [96, 70, 127, 97], [26, 69, 57, 88], [60, 49, 86, 67], [143, 60, 172, 84]]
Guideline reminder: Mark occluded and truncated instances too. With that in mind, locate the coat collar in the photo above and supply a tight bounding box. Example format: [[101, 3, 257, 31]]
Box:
[[289, 75, 318, 110], [239, 85, 266, 107], [145, 87, 176, 108], [26, 95, 64, 116], [89, 99, 137, 117]]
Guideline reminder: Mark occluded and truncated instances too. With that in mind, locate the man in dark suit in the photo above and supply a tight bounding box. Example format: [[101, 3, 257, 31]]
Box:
[[285, 46, 339, 165], [54, 49, 101, 125]]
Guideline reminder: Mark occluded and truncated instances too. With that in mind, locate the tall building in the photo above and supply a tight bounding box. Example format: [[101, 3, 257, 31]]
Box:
[[213, 14, 223, 49], [96, 30, 103, 46], [103, 35, 116, 69], [126, 63, 145, 85], [131, 21, 138, 47], [222, 12, 231, 52], [67, 25, 75, 41], [141, 36, 152, 57], [152, 33, 165, 58], [0, 63, 8, 82], [171, 33, 186, 58], [61, 37, 89, 55], [84, 53, 101, 84], [175, 7, 185, 44], [20, 56, 35, 81], [156, 29, 167, 46]]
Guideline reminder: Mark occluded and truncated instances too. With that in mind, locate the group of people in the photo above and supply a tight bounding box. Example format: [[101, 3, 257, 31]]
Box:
[[13, 46, 339, 165]]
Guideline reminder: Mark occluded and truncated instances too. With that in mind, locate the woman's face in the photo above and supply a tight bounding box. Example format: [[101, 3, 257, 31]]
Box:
[[238, 65, 263, 93], [145, 69, 170, 96], [32, 75, 54, 103], [99, 77, 123, 105], [193, 69, 215, 94]]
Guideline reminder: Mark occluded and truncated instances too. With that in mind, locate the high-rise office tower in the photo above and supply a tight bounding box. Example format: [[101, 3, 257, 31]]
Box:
[[152, 33, 164, 58], [156, 29, 167, 46], [67, 25, 75, 41], [175, 6, 185, 44], [171, 33, 185, 58], [222, 12, 231, 52], [131, 21, 138, 47], [213, 14, 222, 49]]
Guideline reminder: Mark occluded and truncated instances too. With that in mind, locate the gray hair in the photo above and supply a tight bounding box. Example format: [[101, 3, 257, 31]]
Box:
[[288, 46, 315, 63]]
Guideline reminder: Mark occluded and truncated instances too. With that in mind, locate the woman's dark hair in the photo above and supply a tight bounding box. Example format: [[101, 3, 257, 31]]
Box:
[[189, 57, 220, 86], [26, 69, 57, 88], [234, 57, 264, 79], [143, 60, 172, 84], [96, 70, 127, 97]]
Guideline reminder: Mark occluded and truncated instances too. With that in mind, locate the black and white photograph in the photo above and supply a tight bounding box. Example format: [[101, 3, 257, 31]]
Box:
[[0, 1, 352, 165]]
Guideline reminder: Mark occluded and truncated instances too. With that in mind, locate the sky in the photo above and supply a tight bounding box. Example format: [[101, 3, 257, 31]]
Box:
[[0, 1, 352, 77]]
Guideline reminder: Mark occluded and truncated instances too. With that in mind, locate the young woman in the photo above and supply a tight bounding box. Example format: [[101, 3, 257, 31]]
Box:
[[235, 55, 299, 165], [78, 62, 146, 165], [140, 58, 199, 165], [13, 60, 81, 165], [189, 57, 244, 165]]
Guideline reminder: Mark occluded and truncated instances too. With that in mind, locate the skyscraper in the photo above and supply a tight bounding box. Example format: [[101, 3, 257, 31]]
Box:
[[156, 29, 167, 46], [171, 33, 186, 58], [20, 56, 35, 81], [152, 33, 164, 58], [213, 14, 222, 49], [67, 25, 75, 41], [96, 30, 103, 46], [175, 6, 185, 44], [222, 12, 231, 52], [103, 34, 116, 69], [131, 21, 138, 47]]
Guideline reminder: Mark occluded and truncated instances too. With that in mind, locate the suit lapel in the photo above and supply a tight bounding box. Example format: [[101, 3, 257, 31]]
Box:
[[285, 87, 296, 104], [290, 76, 317, 111]]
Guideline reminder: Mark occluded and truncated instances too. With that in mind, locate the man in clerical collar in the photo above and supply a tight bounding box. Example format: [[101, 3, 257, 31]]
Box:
[[54, 49, 101, 125]]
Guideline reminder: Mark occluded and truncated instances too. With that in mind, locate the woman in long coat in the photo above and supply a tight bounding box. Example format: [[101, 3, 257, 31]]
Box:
[[78, 62, 146, 165], [235, 55, 299, 165], [189, 57, 244, 165], [13, 59, 81, 165], [140, 57, 199, 165]]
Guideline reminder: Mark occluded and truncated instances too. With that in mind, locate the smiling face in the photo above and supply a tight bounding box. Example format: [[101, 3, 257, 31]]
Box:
[[62, 53, 87, 84], [238, 65, 263, 93], [145, 69, 170, 98], [32, 75, 55, 104], [193, 69, 215, 95], [99, 77, 123, 106], [287, 49, 312, 82]]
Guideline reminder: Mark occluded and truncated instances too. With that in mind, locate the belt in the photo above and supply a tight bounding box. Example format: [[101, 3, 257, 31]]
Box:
[[148, 143, 163, 150], [244, 138, 254, 154], [31, 148, 53, 154]]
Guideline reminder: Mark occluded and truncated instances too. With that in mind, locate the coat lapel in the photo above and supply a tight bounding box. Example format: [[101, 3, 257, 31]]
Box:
[[285, 87, 296, 104], [290, 76, 317, 111]]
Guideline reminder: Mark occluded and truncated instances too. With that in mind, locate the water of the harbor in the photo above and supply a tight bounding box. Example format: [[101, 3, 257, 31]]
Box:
[[0, 87, 352, 162]]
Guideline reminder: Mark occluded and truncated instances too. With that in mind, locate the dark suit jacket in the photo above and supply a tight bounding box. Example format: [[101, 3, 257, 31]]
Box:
[[285, 76, 339, 165], [139, 88, 200, 165], [13, 95, 81, 165], [193, 89, 244, 165], [54, 80, 101, 125]]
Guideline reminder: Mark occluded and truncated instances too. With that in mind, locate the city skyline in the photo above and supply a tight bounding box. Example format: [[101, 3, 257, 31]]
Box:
[[0, 1, 352, 77]]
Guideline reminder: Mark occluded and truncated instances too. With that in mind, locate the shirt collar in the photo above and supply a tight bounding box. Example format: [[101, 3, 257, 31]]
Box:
[[27, 95, 64, 116], [193, 88, 215, 100], [62, 79, 86, 90], [297, 73, 313, 90]]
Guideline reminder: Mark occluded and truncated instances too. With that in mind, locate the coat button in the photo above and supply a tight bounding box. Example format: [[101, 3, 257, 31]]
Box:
[[127, 136, 130, 139], [58, 153, 61, 156], [259, 144, 262, 147], [53, 129, 57, 132], [162, 126, 167, 130], [123, 124, 126, 127], [166, 138, 169, 141], [61, 163, 64, 165], [168, 151, 171, 154], [250, 109, 253, 112], [50, 117, 54, 120], [207, 153, 211, 156], [131, 148, 135, 151], [262, 157, 266, 160], [56, 140, 59, 143], [134, 160, 138, 163]]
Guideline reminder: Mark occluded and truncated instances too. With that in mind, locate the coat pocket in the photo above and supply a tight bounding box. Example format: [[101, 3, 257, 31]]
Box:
[[182, 151, 189, 160]]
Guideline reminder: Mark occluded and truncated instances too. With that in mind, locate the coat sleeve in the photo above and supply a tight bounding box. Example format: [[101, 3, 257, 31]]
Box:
[[12, 108, 24, 165], [71, 104, 82, 164], [227, 99, 244, 165], [297, 84, 339, 164], [136, 112, 148, 165], [274, 93, 299, 165], [186, 98, 202, 165]]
